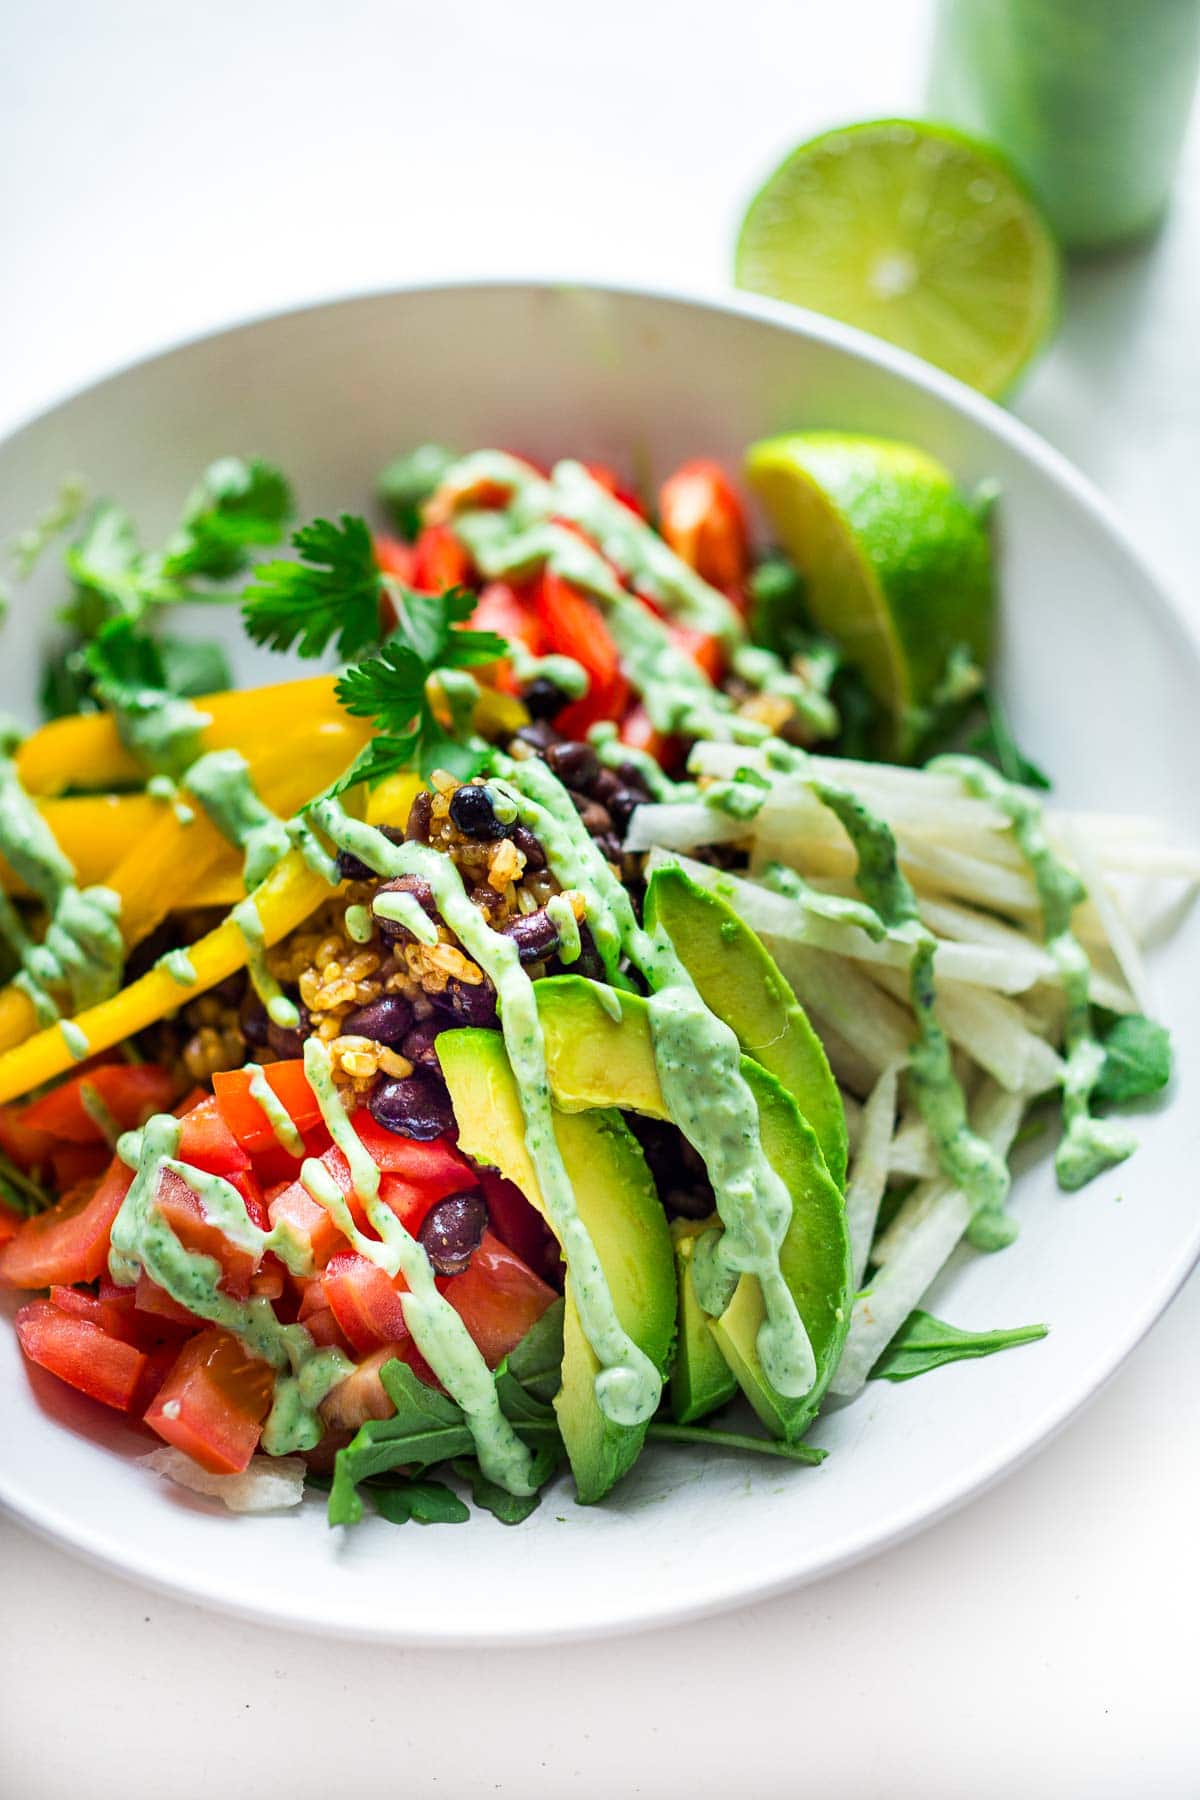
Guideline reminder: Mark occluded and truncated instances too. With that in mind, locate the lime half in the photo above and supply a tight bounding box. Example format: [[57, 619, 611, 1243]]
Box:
[[745, 431, 994, 756], [735, 120, 1059, 397]]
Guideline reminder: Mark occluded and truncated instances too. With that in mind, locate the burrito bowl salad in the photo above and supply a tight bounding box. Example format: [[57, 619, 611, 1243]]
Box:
[[0, 438, 1194, 1530]]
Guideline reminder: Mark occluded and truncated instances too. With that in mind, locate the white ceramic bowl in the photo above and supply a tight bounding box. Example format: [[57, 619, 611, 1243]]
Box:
[[1, 281, 1198, 1645]]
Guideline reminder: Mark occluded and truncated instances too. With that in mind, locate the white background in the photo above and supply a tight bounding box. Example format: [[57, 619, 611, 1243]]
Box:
[[2, 2, 1199, 1795]]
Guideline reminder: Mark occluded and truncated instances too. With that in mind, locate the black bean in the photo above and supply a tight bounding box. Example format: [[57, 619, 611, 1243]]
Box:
[[545, 740, 598, 790], [521, 677, 568, 721], [469, 882, 507, 923], [590, 767, 624, 806], [449, 782, 509, 841], [239, 992, 270, 1047], [335, 824, 405, 883], [617, 762, 653, 799], [373, 875, 439, 945], [418, 1192, 488, 1276], [515, 719, 562, 753], [438, 978, 499, 1028], [400, 1020, 444, 1070], [501, 908, 561, 964], [404, 789, 433, 844], [341, 994, 413, 1046], [594, 832, 624, 865], [267, 1010, 308, 1059], [511, 824, 546, 871], [606, 786, 644, 832], [368, 1069, 454, 1140], [569, 923, 605, 982], [570, 791, 612, 836], [664, 1187, 716, 1222]]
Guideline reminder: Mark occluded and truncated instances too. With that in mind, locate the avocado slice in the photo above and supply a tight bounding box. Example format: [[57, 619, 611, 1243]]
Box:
[[535, 977, 852, 1440], [644, 865, 847, 1191], [670, 1219, 739, 1424], [437, 1026, 675, 1504]]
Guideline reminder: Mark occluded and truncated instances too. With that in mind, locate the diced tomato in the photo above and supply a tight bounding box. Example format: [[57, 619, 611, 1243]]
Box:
[[249, 1253, 285, 1300], [469, 581, 544, 654], [50, 1142, 110, 1190], [410, 523, 473, 594], [442, 1229, 556, 1368], [349, 1111, 472, 1192], [300, 1302, 353, 1353], [213, 1061, 325, 1158], [131, 1342, 178, 1413], [173, 1087, 209, 1118], [321, 1252, 411, 1356], [374, 533, 416, 582], [581, 461, 647, 518], [134, 1270, 205, 1332], [536, 570, 630, 736], [19, 1064, 176, 1147], [658, 459, 749, 588], [0, 1104, 54, 1172], [153, 1168, 262, 1298], [668, 621, 725, 684], [0, 1157, 132, 1290], [143, 1328, 276, 1476], [177, 1095, 251, 1178], [48, 1282, 140, 1342], [477, 1168, 561, 1284], [16, 1297, 148, 1412], [268, 1155, 365, 1268], [319, 1343, 406, 1432]]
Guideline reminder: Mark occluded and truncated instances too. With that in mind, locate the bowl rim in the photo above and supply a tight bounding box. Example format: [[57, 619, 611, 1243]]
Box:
[[2, 275, 1199, 1646]]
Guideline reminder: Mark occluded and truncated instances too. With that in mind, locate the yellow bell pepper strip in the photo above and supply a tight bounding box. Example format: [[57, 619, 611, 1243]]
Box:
[[0, 849, 335, 1104], [15, 674, 347, 796], [0, 795, 166, 896], [0, 719, 370, 1054]]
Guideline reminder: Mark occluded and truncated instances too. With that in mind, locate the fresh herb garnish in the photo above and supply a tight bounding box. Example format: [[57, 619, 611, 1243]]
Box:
[[330, 585, 506, 789], [84, 618, 209, 777], [1092, 1010, 1172, 1107], [869, 1309, 1048, 1383], [378, 443, 457, 541], [242, 515, 384, 662]]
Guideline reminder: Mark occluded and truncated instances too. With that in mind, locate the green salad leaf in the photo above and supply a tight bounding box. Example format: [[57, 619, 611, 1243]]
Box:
[[378, 443, 457, 541], [966, 690, 1051, 791], [505, 1297, 565, 1403], [372, 1478, 470, 1527], [242, 515, 383, 662], [870, 1309, 1048, 1383], [450, 1458, 547, 1526], [1092, 1010, 1173, 1107]]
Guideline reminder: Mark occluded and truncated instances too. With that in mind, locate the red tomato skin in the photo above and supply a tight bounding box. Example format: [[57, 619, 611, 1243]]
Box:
[[410, 524, 473, 594], [176, 1096, 251, 1178], [442, 1229, 557, 1368], [468, 581, 545, 694], [348, 1112, 473, 1192], [48, 1282, 140, 1343], [143, 1328, 275, 1475], [477, 1168, 561, 1284], [321, 1252, 411, 1356], [134, 1271, 205, 1332], [212, 1061, 325, 1157], [16, 1298, 149, 1411], [153, 1169, 261, 1298], [536, 571, 631, 736], [618, 704, 681, 773], [19, 1064, 176, 1146], [0, 1104, 54, 1171], [580, 462, 648, 518], [0, 1201, 20, 1249], [658, 459, 749, 588], [0, 1158, 132, 1290], [50, 1142, 110, 1190], [667, 621, 725, 684], [373, 533, 417, 582]]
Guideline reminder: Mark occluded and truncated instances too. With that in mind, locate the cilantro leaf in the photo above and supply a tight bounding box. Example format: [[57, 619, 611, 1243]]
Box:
[[84, 618, 209, 777], [336, 637, 427, 725], [162, 457, 293, 581], [372, 1477, 470, 1527], [869, 1309, 1048, 1383], [377, 443, 457, 540], [966, 690, 1051, 790], [156, 634, 233, 699], [1092, 1010, 1172, 1107], [242, 515, 384, 661]]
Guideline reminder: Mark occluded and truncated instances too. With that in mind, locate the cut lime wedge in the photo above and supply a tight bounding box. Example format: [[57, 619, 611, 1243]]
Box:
[[745, 431, 994, 756], [735, 119, 1060, 397]]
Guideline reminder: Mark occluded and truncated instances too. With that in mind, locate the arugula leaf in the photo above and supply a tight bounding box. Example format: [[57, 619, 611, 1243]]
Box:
[[242, 515, 384, 661], [1092, 1010, 1172, 1107], [372, 1477, 470, 1527], [450, 1458, 547, 1525], [506, 1298, 565, 1403], [0, 1147, 51, 1219], [378, 443, 457, 541], [870, 1309, 1048, 1383], [966, 690, 1051, 791], [645, 1423, 826, 1464]]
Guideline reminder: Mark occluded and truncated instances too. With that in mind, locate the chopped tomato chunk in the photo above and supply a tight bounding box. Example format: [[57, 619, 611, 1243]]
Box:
[[48, 1282, 139, 1342], [143, 1327, 275, 1475], [153, 1168, 262, 1298], [177, 1095, 251, 1178], [213, 1061, 325, 1158], [442, 1229, 556, 1368], [0, 1104, 54, 1171], [536, 570, 630, 736], [373, 533, 417, 582], [410, 523, 473, 594], [668, 621, 725, 684], [619, 703, 680, 772], [478, 1168, 561, 1283], [0, 1200, 21, 1250], [16, 1297, 148, 1412], [50, 1142, 110, 1191], [134, 1270, 206, 1332], [19, 1064, 176, 1146], [658, 459, 749, 588], [0, 1157, 132, 1290], [580, 461, 647, 518], [321, 1252, 411, 1356]]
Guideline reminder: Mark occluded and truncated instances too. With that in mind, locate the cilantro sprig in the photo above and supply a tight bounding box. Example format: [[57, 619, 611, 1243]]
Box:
[[241, 515, 385, 662]]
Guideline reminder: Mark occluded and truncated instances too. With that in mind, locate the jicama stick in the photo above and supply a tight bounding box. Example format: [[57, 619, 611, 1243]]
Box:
[[844, 1063, 900, 1288], [864, 962, 1062, 1094], [15, 674, 357, 796], [828, 1082, 1026, 1398], [1056, 820, 1152, 1014], [768, 941, 913, 1077], [888, 1118, 938, 1180]]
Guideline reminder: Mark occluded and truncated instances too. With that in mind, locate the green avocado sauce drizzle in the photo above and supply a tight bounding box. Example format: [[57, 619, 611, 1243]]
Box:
[[310, 792, 666, 1430], [933, 755, 1135, 1190], [0, 720, 125, 1026], [184, 749, 293, 890], [487, 752, 817, 1397]]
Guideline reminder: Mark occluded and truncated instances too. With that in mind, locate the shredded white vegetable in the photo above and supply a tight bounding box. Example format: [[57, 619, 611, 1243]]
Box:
[[139, 1448, 306, 1512], [844, 1063, 900, 1288]]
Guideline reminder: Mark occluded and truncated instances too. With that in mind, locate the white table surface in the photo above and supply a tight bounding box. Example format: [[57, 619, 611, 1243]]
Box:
[[3, 3, 1199, 1795]]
